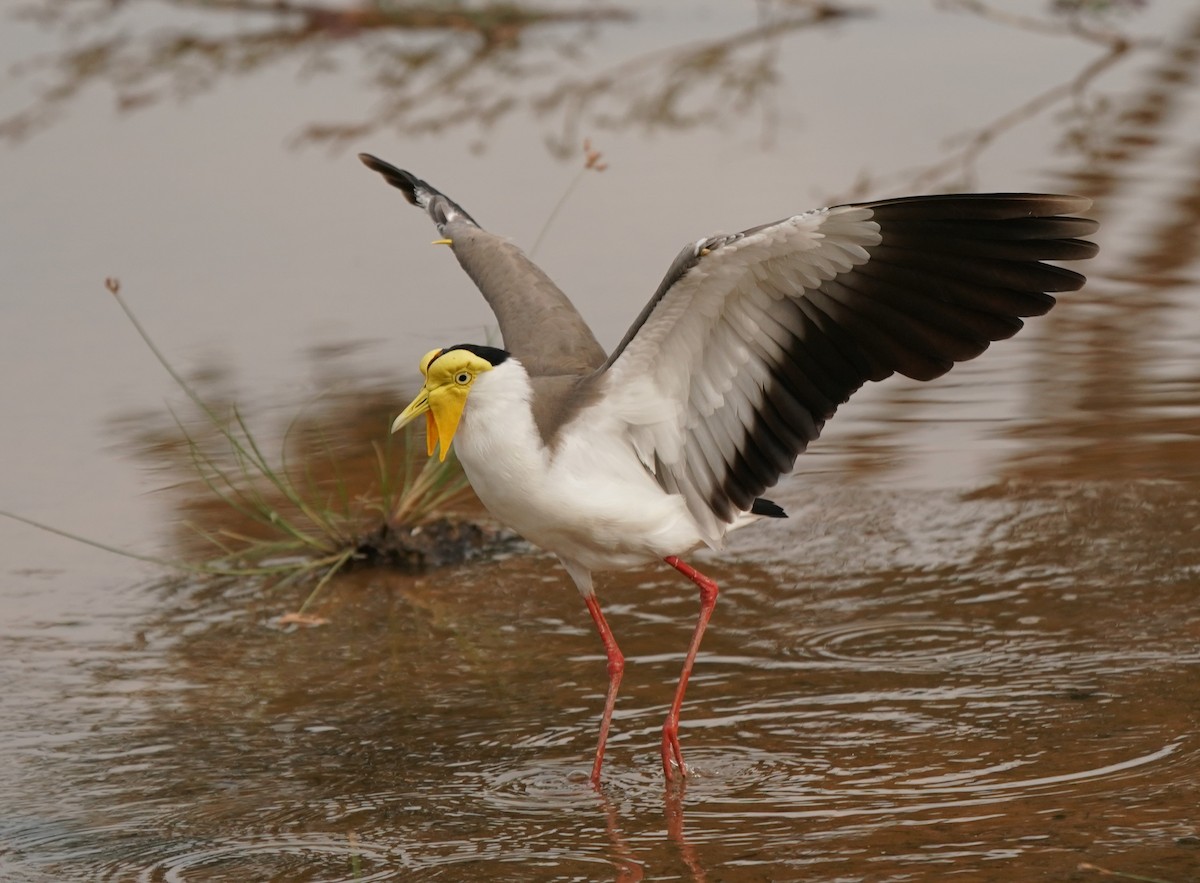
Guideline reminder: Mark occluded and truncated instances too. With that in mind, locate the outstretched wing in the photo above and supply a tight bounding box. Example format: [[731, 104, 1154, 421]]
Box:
[[359, 154, 607, 376], [591, 194, 1098, 543]]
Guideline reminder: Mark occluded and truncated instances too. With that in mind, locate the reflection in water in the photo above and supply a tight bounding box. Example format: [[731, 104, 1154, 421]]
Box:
[[530, 2, 853, 157], [1, 0, 854, 155], [826, 5, 1200, 488], [1005, 6, 1200, 483], [1, 0, 625, 145], [107, 349, 501, 581], [4, 0, 1148, 167], [810, 0, 1159, 200]]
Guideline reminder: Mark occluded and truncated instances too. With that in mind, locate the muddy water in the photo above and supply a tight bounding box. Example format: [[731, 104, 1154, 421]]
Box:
[[3, 481, 1198, 881], [3, 1, 1200, 881]]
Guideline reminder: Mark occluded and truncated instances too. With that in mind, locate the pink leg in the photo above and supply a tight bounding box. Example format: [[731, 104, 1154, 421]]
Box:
[[661, 556, 719, 781], [583, 593, 625, 787]]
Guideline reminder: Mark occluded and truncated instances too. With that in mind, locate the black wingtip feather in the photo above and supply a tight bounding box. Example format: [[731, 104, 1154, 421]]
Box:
[[358, 153, 425, 207], [863, 192, 1093, 220], [357, 153, 481, 228]]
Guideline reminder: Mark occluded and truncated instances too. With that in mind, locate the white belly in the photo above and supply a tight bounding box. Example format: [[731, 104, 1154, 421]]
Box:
[[452, 385, 706, 572]]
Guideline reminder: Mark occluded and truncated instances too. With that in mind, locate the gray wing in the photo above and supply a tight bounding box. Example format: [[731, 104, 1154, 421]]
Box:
[[591, 194, 1099, 543], [359, 154, 607, 376]]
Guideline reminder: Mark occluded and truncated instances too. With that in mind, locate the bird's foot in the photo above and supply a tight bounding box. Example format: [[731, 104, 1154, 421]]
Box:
[[661, 719, 686, 781]]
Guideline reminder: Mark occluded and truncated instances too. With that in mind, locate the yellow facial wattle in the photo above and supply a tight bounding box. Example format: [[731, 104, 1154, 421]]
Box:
[[391, 347, 494, 461]]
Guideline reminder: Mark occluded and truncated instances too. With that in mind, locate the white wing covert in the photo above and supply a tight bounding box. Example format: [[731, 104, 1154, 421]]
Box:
[[593, 194, 1098, 544]]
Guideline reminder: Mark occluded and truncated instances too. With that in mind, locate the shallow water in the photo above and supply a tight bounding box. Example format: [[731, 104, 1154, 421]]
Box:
[[3, 1, 1200, 880], [4, 483, 1199, 880]]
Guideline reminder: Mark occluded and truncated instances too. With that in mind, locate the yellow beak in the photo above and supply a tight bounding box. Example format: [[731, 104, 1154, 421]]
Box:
[[392, 383, 465, 462]]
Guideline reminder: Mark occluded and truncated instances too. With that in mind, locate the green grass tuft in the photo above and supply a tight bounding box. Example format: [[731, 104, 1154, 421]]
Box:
[[104, 277, 475, 611], [5, 279, 476, 616]]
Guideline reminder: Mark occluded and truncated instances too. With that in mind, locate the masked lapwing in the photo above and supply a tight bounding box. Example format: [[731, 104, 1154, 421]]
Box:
[[359, 153, 1097, 785]]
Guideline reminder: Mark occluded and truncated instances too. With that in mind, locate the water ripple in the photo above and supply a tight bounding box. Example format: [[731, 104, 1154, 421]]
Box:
[[123, 834, 398, 883]]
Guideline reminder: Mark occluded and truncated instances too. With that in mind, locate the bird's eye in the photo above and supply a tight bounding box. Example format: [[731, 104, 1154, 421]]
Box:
[[455, 371, 471, 385]]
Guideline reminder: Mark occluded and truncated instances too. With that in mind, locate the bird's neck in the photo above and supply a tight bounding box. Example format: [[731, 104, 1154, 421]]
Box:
[[455, 358, 540, 466]]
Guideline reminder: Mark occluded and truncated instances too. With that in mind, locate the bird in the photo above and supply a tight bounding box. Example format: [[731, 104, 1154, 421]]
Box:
[[358, 153, 1098, 785]]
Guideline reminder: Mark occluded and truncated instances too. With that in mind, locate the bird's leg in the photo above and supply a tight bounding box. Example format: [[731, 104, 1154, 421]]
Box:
[[661, 556, 719, 781], [561, 559, 625, 786], [582, 592, 625, 787]]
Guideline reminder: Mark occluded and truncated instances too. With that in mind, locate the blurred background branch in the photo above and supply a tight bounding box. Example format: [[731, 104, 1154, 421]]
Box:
[[2, 1, 860, 151]]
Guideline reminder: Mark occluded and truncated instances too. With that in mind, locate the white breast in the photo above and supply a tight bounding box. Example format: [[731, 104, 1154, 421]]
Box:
[[451, 360, 708, 571]]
